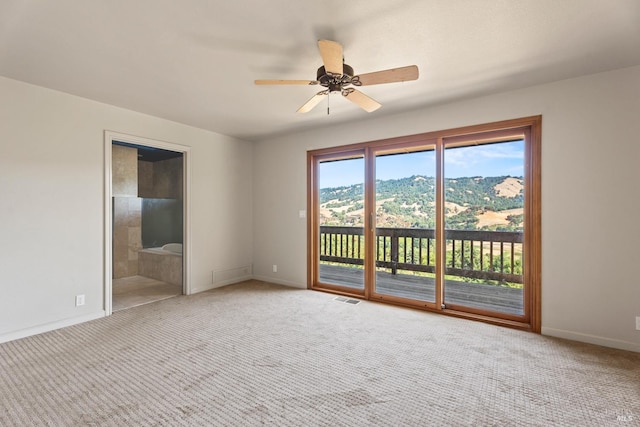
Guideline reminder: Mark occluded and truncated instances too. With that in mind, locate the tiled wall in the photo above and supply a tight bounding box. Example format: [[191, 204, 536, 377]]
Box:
[[112, 145, 183, 280], [138, 157, 182, 199], [138, 160, 154, 198], [113, 197, 142, 279], [112, 145, 137, 197], [112, 144, 141, 279], [138, 250, 183, 286]]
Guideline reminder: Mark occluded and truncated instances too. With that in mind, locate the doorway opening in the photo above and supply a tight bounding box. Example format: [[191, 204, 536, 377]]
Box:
[[104, 132, 190, 315]]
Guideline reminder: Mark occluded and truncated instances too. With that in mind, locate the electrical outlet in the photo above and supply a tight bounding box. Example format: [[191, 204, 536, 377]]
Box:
[[636, 316, 640, 331], [272, 264, 278, 273], [75, 294, 85, 307]]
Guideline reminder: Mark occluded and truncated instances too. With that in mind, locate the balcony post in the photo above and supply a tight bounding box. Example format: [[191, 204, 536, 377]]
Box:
[[391, 230, 398, 275]]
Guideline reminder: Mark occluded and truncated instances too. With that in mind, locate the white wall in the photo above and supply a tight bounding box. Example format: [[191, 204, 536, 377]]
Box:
[[253, 65, 640, 352], [0, 76, 253, 342]]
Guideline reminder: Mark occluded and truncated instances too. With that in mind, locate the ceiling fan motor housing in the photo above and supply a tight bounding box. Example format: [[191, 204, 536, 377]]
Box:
[[317, 64, 355, 92]]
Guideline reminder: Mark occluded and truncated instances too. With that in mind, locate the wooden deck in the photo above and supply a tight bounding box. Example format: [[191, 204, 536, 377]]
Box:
[[319, 264, 523, 315]]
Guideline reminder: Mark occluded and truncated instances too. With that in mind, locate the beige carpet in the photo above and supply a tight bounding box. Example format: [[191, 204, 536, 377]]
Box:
[[0, 280, 638, 426]]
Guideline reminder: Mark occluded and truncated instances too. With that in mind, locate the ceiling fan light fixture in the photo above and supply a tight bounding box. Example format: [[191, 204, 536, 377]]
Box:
[[255, 39, 418, 113]]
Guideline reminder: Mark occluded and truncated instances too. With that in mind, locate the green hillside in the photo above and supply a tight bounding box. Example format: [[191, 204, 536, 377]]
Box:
[[320, 175, 524, 231]]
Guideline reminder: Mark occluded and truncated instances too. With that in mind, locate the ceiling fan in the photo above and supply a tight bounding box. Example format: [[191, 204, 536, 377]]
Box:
[[255, 40, 419, 114]]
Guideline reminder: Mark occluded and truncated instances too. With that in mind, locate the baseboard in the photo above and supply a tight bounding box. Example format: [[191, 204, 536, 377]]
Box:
[[0, 311, 106, 344], [251, 275, 305, 289], [191, 275, 305, 294], [542, 327, 640, 353], [191, 274, 254, 294]]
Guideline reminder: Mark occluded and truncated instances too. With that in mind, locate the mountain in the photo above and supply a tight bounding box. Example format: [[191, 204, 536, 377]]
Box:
[[320, 175, 524, 231]]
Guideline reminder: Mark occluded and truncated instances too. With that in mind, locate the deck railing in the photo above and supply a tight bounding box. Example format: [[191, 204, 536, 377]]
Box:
[[319, 226, 523, 284]]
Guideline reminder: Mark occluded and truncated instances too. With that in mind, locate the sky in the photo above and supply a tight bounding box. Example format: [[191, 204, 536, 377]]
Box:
[[319, 140, 524, 188]]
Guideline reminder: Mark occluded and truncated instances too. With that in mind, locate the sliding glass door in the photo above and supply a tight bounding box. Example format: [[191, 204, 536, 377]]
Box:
[[308, 117, 541, 331], [315, 152, 366, 293], [373, 146, 437, 304], [443, 140, 525, 317]]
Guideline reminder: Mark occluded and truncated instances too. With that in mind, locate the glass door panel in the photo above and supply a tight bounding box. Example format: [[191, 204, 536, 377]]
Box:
[[317, 156, 365, 291], [443, 140, 525, 316], [374, 148, 436, 302]]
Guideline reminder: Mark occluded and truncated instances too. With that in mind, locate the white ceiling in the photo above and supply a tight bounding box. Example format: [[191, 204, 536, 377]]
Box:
[[1, 0, 639, 141]]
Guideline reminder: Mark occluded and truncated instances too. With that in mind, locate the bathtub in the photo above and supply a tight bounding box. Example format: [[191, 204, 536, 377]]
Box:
[[141, 243, 183, 255], [138, 243, 183, 286]]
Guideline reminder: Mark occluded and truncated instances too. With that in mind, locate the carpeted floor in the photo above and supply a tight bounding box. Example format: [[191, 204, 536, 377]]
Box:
[[0, 280, 638, 426]]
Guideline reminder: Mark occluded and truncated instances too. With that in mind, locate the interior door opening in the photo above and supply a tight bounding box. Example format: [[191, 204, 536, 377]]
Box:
[[104, 132, 190, 316]]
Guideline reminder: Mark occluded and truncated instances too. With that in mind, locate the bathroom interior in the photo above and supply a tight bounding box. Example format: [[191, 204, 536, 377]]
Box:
[[112, 142, 184, 311]]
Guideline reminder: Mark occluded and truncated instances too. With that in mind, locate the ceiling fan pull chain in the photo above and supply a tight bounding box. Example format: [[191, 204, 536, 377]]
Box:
[[327, 93, 330, 115]]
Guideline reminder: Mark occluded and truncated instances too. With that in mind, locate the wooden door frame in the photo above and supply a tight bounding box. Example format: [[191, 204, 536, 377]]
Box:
[[307, 116, 541, 333]]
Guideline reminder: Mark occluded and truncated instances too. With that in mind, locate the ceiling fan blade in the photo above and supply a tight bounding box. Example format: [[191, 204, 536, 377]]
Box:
[[354, 65, 419, 86], [255, 79, 318, 85], [342, 88, 381, 112], [297, 90, 329, 113], [318, 39, 343, 76]]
